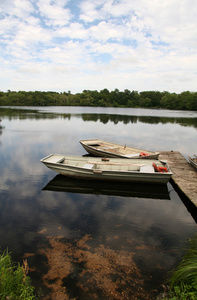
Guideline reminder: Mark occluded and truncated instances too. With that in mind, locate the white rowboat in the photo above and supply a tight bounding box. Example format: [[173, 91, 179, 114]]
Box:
[[40, 155, 172, 184], [79, 139, 159, 159]]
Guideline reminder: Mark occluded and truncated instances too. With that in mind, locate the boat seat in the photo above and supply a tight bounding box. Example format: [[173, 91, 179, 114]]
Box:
[[102, 146, 119, 150], [140, 165, 155, 173], [123, 153, 140, 158], [83, 163, 94, 169], [47, 156, 65, 163], [108, 146, 119, 149]]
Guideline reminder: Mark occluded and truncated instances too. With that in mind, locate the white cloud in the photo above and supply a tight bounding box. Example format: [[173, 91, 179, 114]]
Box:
[[55, 22, 88, 40], [37, 0, 72, 26], [11, 23, 51, 48]]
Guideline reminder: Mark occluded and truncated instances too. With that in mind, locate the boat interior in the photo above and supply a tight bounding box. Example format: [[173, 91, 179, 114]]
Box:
[[89, 143, 143, 155], [82, 140, 155, 157], [58, 158, 163, 173]]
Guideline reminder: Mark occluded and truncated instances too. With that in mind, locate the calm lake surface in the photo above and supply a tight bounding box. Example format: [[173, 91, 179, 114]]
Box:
[[0, 106, 196, 299]]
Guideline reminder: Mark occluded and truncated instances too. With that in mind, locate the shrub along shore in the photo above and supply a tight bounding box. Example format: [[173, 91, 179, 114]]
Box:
[[158, 236, 197, 299], [0, 251, 35, 299]]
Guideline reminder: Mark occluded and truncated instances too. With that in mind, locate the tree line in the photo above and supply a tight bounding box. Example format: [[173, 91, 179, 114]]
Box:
[[0, 89, 196, 110]]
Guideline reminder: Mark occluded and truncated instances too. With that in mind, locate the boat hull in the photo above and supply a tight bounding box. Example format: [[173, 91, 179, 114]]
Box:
[[41, 155, 172, 184]]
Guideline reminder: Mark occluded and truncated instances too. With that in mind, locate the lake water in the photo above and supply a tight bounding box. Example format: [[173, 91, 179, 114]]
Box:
[[0, 106, 196, 299]]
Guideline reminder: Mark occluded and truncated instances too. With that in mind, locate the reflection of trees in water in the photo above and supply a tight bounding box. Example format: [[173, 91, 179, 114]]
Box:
[[81, 114, 197, 129], [82, 114, 138, 124], [0, 107, 72, 120], [0, 119, 4, 139], [0, 108, 197, 129], [0, 107, 58, 120]]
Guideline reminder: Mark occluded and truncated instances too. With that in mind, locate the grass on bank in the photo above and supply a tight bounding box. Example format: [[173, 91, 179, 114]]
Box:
[[160, 237, 197, 300], [0, 251, 35, 300]]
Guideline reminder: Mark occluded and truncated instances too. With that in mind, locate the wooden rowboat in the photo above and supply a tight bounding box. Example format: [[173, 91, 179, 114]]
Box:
[[79, 139, 159, 159], [40, 155, 172, 184], [188, 155, 197, 170]]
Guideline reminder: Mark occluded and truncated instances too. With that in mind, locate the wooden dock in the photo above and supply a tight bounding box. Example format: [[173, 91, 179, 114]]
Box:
[[159, 151, 197, 209]]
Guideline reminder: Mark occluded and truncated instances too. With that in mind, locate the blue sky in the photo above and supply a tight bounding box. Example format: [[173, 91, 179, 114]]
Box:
[[0, 0, 197, 93]]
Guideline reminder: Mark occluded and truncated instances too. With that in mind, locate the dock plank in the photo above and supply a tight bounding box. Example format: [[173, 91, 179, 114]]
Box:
[[159, 151, 197, 207]]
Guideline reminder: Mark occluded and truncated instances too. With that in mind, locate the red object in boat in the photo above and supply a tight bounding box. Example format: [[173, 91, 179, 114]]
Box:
[[152, 162, 168, 173]]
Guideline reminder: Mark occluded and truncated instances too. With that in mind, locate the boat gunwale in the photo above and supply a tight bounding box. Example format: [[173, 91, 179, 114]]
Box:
[[188, 156, 197, 169]]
